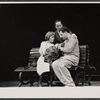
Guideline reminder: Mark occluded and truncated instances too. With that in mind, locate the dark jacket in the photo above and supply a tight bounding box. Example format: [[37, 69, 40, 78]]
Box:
[[54, 30, 63, 44]]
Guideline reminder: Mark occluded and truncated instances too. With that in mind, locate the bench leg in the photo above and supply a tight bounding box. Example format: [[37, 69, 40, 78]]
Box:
[[74, 73, 79, 86], [30, 74, 33, 87], [87, 72, 91, 85], [38, 75, 42, 87], [18, 72, 30, 87], [86, 75, 91, 85], [81, 70, 86, 86], [18, 72, 23, 87], [74, 70, 85, 86], [18, 83, 22, 87], [85, 69, 91, 85], [30, 82, 33, 87], [49, 65, 53, 86]]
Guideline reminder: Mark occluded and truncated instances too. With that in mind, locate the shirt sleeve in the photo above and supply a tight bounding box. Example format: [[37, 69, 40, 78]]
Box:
[[39, 41, 47, 55], [61, 34, 77, 53]]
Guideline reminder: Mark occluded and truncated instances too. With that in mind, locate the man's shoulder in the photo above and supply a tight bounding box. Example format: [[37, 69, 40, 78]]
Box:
[[72, 34, 77, 39]]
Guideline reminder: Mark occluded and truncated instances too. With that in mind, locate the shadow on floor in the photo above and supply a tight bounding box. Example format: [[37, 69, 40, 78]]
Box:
[[0, 81, 100, 87]]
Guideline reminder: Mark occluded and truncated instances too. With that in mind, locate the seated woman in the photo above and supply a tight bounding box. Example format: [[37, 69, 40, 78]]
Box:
[[37, 32, 59, 86]]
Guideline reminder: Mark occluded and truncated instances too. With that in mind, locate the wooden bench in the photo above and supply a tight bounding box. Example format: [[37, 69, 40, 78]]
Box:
[[14, 45, 96, 87]]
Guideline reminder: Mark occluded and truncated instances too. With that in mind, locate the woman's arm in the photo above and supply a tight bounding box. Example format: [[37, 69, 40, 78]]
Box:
[[39, 41, 47, 55]]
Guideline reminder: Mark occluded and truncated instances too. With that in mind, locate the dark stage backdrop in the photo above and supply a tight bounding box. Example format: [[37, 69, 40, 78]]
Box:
[[0, 4, 100, 81]]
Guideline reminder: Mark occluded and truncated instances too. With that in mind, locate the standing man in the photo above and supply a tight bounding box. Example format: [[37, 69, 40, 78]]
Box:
[[54, 20, 64, 44], [52, 27, 79, 87]]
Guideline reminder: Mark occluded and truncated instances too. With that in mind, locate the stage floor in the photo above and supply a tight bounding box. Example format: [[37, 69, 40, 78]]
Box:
[[0, 81, 100, 98]]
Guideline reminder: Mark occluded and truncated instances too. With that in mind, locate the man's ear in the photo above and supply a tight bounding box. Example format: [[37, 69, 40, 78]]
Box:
[[72, 34, 77, 39], [64, 31, 66, 34]]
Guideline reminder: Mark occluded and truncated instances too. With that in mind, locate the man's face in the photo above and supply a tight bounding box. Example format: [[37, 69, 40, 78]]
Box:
[[59, 31, 65, 40], [59, 31, 68, 40], [55, 21, 63, 31]]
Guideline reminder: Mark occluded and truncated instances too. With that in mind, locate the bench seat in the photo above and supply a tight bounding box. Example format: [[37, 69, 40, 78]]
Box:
[[14, 67, 37, 72]]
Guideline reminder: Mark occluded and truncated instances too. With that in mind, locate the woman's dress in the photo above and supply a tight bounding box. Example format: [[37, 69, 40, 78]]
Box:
[[37, 41, 54, 75]]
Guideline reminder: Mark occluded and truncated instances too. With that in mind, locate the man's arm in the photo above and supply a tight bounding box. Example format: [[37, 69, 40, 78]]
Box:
[[60, 34, 77, 53]]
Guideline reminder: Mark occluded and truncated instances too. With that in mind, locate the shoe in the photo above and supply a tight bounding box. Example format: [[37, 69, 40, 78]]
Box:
[[65, 85, 69, 87]]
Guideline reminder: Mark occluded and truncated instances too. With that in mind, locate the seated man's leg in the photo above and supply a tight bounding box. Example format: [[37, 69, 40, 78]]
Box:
[[52, 58, 75, 87], [52, 59, 66, 84], [58, 60, 75, 86]]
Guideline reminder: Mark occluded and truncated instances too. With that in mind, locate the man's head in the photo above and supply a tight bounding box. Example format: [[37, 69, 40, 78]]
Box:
[[55, 20, 63, 31], [59, 26, 72, 40]]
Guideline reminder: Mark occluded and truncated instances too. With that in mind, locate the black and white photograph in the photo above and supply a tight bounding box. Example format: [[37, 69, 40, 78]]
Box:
[[0, 2, 100, 98]]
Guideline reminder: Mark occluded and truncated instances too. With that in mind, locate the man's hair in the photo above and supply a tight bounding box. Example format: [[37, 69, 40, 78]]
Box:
[[54, 20, 62, 26], [45, 31, 55, 41], [60, 26, 71, 34]]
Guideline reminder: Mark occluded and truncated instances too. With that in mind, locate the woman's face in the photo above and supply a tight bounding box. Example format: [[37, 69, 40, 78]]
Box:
[[49, 35, 54, 43]]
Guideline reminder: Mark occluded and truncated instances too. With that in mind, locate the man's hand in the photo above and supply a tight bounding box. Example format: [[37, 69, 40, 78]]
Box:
[[58, 44, 63, 51]]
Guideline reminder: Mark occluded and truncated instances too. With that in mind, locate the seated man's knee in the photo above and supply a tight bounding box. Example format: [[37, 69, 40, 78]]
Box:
[[58, 61, 71, 69], [59, 61, 71, 68]]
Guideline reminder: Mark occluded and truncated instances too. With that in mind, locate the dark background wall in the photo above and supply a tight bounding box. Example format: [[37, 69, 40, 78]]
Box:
[[0, 4, 100, 81]]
